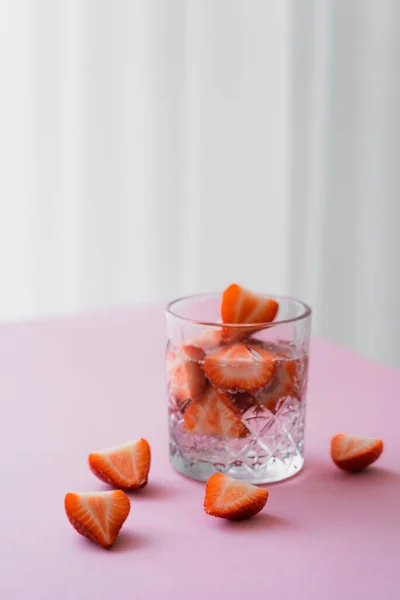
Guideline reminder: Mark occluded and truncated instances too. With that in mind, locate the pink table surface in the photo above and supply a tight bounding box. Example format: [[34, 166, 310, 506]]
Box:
[[1, 305, 400, 600]]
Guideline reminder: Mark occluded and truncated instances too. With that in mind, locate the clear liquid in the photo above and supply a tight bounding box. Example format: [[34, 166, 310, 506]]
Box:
[[168, 340, 308, 483]]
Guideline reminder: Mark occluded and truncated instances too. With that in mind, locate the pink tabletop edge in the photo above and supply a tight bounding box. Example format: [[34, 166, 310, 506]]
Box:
[[1, 305, 399, 600]]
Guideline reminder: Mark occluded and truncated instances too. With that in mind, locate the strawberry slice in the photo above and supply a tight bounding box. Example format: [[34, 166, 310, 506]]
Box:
[[65, 490, 131, 549], [230, 391, 257, 414], [330, 433, 384, 472], [182, 329, 223, 362], [254, 341, 307, 410], [204, 473, 268, 519], [256, 359, 299, 411], [167, 348, 206, 406], [203, 343, 275, 393], [221, 284, 279, 325], [183, 387, 249, 438], [89, 438, 151, 490]]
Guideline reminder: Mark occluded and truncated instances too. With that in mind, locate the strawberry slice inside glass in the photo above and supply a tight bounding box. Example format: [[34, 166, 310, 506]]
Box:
[[165, 285, 311, 484]]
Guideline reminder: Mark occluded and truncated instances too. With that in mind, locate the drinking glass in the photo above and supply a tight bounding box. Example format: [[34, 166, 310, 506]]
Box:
[[165, 292, 311, 484]]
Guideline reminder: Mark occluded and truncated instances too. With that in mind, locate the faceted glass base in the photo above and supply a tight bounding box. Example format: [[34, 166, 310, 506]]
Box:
[[169, 396, 306, 484], [170, 450, 304, 484]]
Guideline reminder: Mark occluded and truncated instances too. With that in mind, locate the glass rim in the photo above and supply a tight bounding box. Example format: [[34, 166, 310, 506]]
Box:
[[166, 292, 312, 328]]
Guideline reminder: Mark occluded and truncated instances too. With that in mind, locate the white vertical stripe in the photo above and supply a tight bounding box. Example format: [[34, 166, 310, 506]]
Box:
[[302, 0, 332, 332], [58, 0, 83, 311], [0, 0, 36, 319], [182, 0, 290, 295]]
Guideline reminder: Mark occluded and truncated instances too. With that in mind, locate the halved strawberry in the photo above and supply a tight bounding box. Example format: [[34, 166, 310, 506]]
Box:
[[221, 284, 279, 325], [183, 387, 249, 438], [230, 391, 257, 414], [65, 490, 130, 549], [182, 329, 223, 362], [203, 343, 275, 393], [167, 349, 206, 406], [256, 359, 299, 411], [89, 438, 151, 490], [330, 433, 384, 472], [204, 473, 268, 519]]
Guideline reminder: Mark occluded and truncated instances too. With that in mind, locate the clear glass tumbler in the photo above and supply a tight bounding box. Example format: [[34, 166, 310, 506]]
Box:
[[165, 292, 311, 484]]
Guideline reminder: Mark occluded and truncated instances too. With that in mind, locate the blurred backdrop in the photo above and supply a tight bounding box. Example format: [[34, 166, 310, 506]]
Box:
[[1, 0, 399, 367]]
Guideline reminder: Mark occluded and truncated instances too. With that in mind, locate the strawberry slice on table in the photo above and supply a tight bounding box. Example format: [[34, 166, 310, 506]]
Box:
[[89, 438, 151, 490], [330, 433, 384, 472], [203, 343, 275, 393], [221, 284, 279, 325], [204, 473, 268, 519], [65, 490, 131, 549], [183, 387, 249, 438], [167, 349, 206, 406]]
